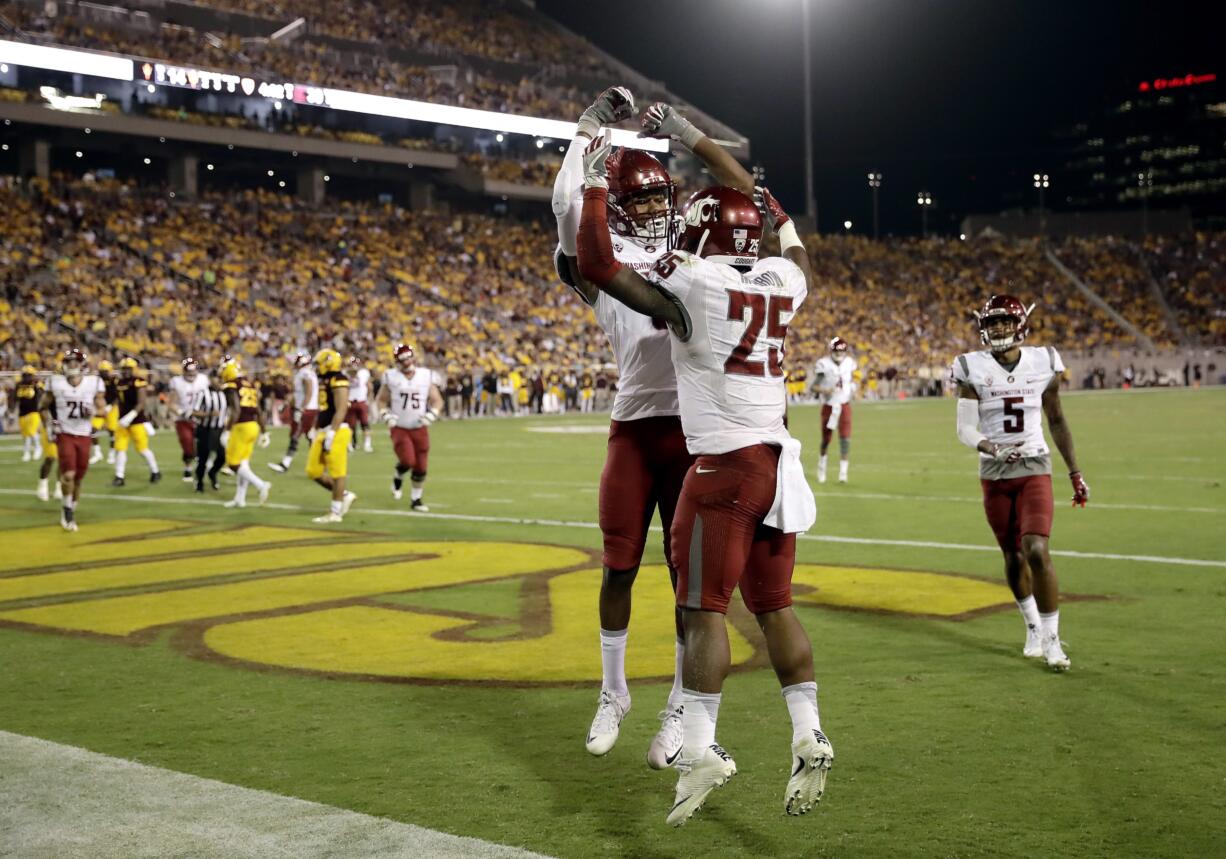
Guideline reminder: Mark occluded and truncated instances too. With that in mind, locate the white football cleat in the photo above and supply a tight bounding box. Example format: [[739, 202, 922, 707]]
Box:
[[391, 482, 402, 501], [340, 491, 357, 516], [411, 498, 429, 512], [36, 480, 49, 502], [585, 690, 630, 756], [312, 512, 344, 524], [60, 513, 78, 532], [220, 466, 235, 477], [1043, 634, 1071, 671], [258, 484, 271, 506], [667, 744, 736, 827], [267, 462, 288, 474], [223, 499, 245, 509], [1023, 623, 1044, 658], [785, 729, 834, 816], [21, 450, 31, 462], [647, 705, 685, 770], [89, 447, 103, 464], [816, 462, 827, 484], [363, 439, 373, 453]]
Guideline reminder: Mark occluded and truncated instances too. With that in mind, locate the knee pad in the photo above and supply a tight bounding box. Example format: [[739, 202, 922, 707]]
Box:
[[410, 471, 427, 482], [840, 438, 851, 456]]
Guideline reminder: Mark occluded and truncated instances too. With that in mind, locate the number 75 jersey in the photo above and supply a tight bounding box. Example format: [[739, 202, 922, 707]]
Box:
[[950, 345, 1064, 459], [649, 252, 807, 455]]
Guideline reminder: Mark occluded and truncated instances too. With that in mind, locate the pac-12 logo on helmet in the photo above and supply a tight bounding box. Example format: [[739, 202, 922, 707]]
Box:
[[678, 186, 762, 269], [975, 294, 1036, 352]]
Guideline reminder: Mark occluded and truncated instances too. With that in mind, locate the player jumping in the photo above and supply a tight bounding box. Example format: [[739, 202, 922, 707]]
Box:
[[951, 295, 1089, 671]]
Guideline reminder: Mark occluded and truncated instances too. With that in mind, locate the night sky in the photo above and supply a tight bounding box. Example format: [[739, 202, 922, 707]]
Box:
[[534, 0, 1221, 235]]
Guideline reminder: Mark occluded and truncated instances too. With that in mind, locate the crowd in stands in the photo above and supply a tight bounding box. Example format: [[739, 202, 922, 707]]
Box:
[[464, 153, 561, 187], [4, 175, 1221, 412]]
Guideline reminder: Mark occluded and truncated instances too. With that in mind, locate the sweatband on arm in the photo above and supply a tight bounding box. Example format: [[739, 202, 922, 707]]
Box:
[[956, 398, 986, 450], [778, 221, 804, 253]]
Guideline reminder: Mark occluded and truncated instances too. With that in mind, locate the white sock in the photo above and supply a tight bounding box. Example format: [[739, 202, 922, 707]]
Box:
[[679, 688, 721, 758], [234, 474, 249, 504], [781, 681, 822, 741], [667, 638, 685, 709], [818, 454, 827, 470], [141, 449, 159, 473], [64, 496, 76, 510], [38, 477, 48, 491], [839, 459, 849, 479], [281, 454, 293, 468], [54, 481, 63, 499], [1017, 595, 1042, 634], [599, 628, 629, 697], [33, 439, 42, 458], [114, 450, 127, 478], [238, 461, 268, 491], [410, 485, 424, 502], [1040, 610, 1060, 639]]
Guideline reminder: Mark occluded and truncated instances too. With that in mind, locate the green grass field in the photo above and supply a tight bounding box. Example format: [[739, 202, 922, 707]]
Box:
[[1, 388, 1223, 858]]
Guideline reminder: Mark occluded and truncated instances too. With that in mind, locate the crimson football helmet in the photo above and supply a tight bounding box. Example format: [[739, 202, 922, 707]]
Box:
[[607, 148, 675, 248], [830, 337, 849, 356], [975, 294, 1036, 352], [293, 351, 311, 369], [677, 186, 762, 269], [181, 356, 198, 374], [61, 347, 87, 380], [394, 343, 415, 368]]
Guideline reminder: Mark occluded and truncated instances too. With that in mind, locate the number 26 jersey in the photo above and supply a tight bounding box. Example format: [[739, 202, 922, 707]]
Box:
[[950, 346, 1064, 474]]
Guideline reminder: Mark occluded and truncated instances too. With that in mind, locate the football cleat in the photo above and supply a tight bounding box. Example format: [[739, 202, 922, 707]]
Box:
[[313, 512, 344, 524], [363, 438, 373, 453], [647, 705, 685, 770], [220, 466, 235, 477], [111, 477, 125, 488], [209, 477, 220, 491], [267, 462, 288, 474], [1023, 623, 1044, 658], [391, 482, 403, 501], [36, 481, 49, 502], [258, 484, 271, 506], [21, 450, 31, 462], [182, 469, 194, 482], [585, 690, 631, 756], [1043, 634, 1070, 671], [106, 449, 116, 464], [60, 512, 77, 532], [89, 447, 103, 464], [816, 461, 827, 484], [784, 729, 834, 816], [411, 498, 429, 512], [667, 744, 737, 827], [223, 499, 245, 509], [340, 491, 357, 516], [150, 471, 162, 484]]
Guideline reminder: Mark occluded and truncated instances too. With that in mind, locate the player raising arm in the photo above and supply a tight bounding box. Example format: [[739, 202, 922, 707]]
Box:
[[952, 295, 1089, 671], [579, 136, 834, 826]]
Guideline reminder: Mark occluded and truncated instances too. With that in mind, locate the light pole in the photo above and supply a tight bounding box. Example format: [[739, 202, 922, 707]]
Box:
[[1137, 169, 1153, 235], [801, 0, 817, 232], [1033, 172, 1050, 238], [867, 172, 882, 239], [917, 191, 932, 238]]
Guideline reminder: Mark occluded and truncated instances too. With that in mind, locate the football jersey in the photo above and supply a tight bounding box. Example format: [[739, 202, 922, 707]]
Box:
[[648, 252, 807, 455], [234, 377, 261, 423], [317, 371, 349, 426], [293, 366, 319, 410], [169, 374, 209, 416], [49, 374, 105, 436], [950, 345, 1064, 478], [382, 367, 440, 429], [350, 367, 371, 403], [116, 373, 149, 422], [813, 355, 855, 406], [16, 379, 43, 415]]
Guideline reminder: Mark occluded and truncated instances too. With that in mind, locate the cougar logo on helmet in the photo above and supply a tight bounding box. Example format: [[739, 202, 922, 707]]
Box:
[[684, 196, 719, 228]]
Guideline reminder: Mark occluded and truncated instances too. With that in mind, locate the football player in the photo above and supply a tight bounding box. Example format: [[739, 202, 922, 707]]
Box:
[[15, 365, 44, 462], [951, 295, 1088, 671], [111, 357, 161, 486], [813, 337, 856, 483], [269, 352, 319, 474], [220, 358, 271, 508], [169, 357, 210, 481], [40, 349, 107, 531], [577, 142, 834, 825], [306, 348, 357, 523], [346, 355, 374, 453], [376, 343, 442, 510], [91, 359, 119, 465], [553, 88, 761, 768]]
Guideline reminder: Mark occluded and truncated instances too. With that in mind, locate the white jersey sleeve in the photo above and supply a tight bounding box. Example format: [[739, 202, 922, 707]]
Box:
[[349, 368, 370, 402], [650, 252, 806, 455], [953, 346, 1063, 461]]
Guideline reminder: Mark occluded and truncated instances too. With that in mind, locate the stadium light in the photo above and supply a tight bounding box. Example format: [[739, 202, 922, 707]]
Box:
[[278, 180, 286, 187], [84, 127, 91, 134], [143, 157, 151, 165], [843, 220, 852, 230], [867, 172, 882, 239], [0, 39, 132, 80], [917, 191, 933, 238], [495, 133, 505, 142], [75, 150, 83, 158], [1, 144, 8, 151], [0, 64, 7, 73], [207, 163, 214, 171], [1033, 172, 1050, 238], [267, 170, 275, 177], [146, 84, 155, 94], [323, 175, 330, 182], [535, 139, 545, 149]]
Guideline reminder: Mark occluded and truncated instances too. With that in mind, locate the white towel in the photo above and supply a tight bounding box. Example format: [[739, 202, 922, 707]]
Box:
[[764, 438, 817, 534]]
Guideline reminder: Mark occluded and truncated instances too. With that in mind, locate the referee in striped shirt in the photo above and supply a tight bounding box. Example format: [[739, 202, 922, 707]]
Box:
[[193, 378, 228, 492]]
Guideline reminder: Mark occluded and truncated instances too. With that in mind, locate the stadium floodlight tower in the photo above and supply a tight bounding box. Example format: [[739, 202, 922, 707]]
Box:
[[1137, 170, 1153, 235], [867, 172, 882, 239], [800, 0, 817, 232], [1033, 172, 1050, 237], [916, 191, 933, 238]]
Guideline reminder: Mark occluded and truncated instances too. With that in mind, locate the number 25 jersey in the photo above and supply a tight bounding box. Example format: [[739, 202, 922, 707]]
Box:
[[950, 346, 1064, 475], [649, 253, 807, 455]]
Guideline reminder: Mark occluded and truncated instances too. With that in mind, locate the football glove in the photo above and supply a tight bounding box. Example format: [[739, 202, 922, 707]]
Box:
[[987, 442, 1024, 464], [219, 430, 230, 448], [118, 410, 138, 428], [422, 409, 438, 426], [292, 408, 303, 424], [382, 411, 397, 425], [322, 428, 335, 453], [145, 422, 156, 438], [582, 134, 613, 190], [47, 420, 60, 442], [257, 431, 271, 449], [1070, 471, 1090, 507], [576, 86, 635, 139], [754, 186, 791, 231], [639, 102, 703, 150]]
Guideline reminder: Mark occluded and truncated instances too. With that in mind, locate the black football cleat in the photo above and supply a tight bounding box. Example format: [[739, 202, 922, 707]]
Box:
[[150, 471, 162, 484], [111, 477, 125, 488]]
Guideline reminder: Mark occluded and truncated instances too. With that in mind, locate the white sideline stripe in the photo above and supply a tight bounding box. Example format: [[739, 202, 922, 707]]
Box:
[[0, 488, 1222, 569], [0, 730, 552, 859], [810, 488, 1224, 515]]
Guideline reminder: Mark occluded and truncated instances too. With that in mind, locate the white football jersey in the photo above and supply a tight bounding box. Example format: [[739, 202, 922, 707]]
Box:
[[382, 367, 439, 428], [49, 374, 105, 436], [350, 367, 371, 403], [293, 366, 319, 410], [951, 345, 1064, 461], [169, 374, 210, 416], [813, 355, 855, 406], [648, 252, 807, 455]]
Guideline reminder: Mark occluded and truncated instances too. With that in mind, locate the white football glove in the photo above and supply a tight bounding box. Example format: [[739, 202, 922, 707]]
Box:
[[825, 403, 842, 431], [219, 430, 230, 448], [576, 86, 635, 139], [582, 134, 613, 190], [987, 441, 1025, 464], [145, 422, 156, 438], [322, 428, 335, 453], [257, 431, 271, 448], [382, 410, 396, 425], [639, 102, 703, 150], [422, 409, 438, 426], [292, 408, 303, 424]]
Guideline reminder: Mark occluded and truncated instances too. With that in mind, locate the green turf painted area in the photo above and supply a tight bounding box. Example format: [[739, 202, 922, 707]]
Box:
[[1, 389, 1224, 858]]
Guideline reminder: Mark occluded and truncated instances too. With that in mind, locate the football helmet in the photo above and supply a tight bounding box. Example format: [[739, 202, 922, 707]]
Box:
[[61, 348, 87, 381], [20, 364, 36, 378], [607, 148, 675, 248], [119, 356, 139, 376], [181, 357, 198, 377], [975, 294, 1035, 352], [394, 343, 415, 368], [293, 351, 311, 370], [677, 186, 762, 269], [97, 359, 113, 374], [830, 337, 849, 356], [314, 348, 343, 375], [219, 360, 241, 384]]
